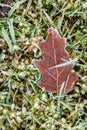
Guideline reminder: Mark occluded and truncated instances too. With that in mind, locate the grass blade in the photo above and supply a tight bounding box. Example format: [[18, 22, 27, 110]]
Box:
[[8, 0, 27, 17], [0, 3, 11, 7], [43, 10, 55, 27], [49, 58, 78, 69], [2, 26, 13, 52], [7, 18, 16, 44]]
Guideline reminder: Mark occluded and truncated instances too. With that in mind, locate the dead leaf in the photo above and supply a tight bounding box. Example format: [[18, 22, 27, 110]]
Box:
[[0, 0, 13, 18], [33, 27, 78, 94]]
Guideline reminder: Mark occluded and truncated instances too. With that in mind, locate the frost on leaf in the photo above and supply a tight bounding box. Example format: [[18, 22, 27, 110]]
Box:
[[33, 27, 78, 94]]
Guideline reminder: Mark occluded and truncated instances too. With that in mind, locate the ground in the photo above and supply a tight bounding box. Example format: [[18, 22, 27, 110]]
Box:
[[0, 0, 87, 130]]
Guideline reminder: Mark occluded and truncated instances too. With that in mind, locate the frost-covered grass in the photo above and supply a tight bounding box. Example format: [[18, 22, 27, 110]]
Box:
[[0, 0, 87, 130]]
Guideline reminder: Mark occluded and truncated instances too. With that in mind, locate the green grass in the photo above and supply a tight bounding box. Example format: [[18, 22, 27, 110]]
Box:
[[0, 0, 87, 130]]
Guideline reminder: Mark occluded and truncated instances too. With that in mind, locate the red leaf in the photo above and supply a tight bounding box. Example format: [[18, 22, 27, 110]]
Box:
[[34, 27, 78, 94]]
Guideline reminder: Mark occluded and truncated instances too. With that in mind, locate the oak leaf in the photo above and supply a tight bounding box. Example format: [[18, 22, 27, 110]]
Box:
[[34, 27, 78, 94]]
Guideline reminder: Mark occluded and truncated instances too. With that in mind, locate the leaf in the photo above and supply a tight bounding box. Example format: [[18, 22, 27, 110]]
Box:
[[33, 27, 78, 94]]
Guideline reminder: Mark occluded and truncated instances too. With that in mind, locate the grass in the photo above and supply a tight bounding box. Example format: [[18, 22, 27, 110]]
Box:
[[0, 0, 87, 130]]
